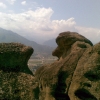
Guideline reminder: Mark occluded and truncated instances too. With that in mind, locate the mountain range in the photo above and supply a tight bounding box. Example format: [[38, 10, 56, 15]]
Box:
[[43, 38, 57, 47], [0, 27, 56, 58]]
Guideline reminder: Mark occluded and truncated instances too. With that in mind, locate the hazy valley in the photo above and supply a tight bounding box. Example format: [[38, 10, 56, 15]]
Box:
[[0, 27, 57, 58]]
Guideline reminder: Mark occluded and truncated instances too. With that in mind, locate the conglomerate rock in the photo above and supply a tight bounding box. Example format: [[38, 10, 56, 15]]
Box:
[[0, 43, 39, 100], [35, 31, 95, 100]]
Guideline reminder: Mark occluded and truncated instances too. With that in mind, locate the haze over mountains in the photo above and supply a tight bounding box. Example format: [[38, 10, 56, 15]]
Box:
[[0, 27, 55, 58], [43, 38, 57, 47]]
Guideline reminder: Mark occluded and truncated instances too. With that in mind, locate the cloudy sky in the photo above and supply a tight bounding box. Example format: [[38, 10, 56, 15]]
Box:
[[0, 0, 100, 44]]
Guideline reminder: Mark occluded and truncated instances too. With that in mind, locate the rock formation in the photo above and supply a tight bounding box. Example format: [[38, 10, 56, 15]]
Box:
[[0, 43, 38, 100], [0, 43, 33, 74], [35, 31, 100, 100], [1, 32, 100, 100], [68, 43, 100, 100]]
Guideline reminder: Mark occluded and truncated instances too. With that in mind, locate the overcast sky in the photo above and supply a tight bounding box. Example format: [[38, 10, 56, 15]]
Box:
[[0, 0, 100, 44]]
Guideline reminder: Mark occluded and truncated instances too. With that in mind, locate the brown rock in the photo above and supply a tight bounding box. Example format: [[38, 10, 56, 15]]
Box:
[[0, 43, 33, 75], [0, 71, 39, 100], [0, 43, 39, 100], [35, 31, 93, 100], [68, 43, 100, 100], [52, 31, 93, 59]]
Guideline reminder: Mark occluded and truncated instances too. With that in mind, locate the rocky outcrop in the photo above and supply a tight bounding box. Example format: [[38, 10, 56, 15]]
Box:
[[68, 43, 100, 100], [0, 43, 33, 74], [35, 31, 100, 100], [52, 31, 92, 59], [0, 71, 38, 100], [0, 43, 38, 100]]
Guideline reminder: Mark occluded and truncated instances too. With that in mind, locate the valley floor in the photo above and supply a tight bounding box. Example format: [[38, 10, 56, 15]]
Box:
[[28, 58, 57, 74]]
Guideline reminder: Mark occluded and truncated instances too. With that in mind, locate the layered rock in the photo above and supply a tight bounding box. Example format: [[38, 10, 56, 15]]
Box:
[[35, 31, 93, 100], [0, 43, 38, 100]]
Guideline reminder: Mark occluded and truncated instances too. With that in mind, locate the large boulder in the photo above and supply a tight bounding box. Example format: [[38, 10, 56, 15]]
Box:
[[68, 43, 100, 100], [0, 43, 39, 100], [35, 31, 93, 100], [0, 43, 33, 74], [52, 31, 93, 59]]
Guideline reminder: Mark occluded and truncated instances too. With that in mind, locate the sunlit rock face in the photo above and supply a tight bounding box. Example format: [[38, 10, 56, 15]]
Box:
[[68, 43, 100, 100], [52, 31, 93, 59], [35, 31, 93, 100], [0, 43, 39, 100]]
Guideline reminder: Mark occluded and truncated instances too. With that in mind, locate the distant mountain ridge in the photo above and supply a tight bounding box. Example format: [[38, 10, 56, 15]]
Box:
[[0, 27, 54, 57], [43, 38, 57, 47]]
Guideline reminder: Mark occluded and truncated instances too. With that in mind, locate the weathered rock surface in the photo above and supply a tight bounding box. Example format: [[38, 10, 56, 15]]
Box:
[[35, 31, 95, 100], [0, 43, 33, 74], [0, 71, 39, 100], [68, 43, 100, 100], [53, 31, 93, 59], [0, 43, 38, 100]]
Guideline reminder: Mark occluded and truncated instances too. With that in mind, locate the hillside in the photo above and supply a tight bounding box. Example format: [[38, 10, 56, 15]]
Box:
[[0, 28, 54, 57]]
